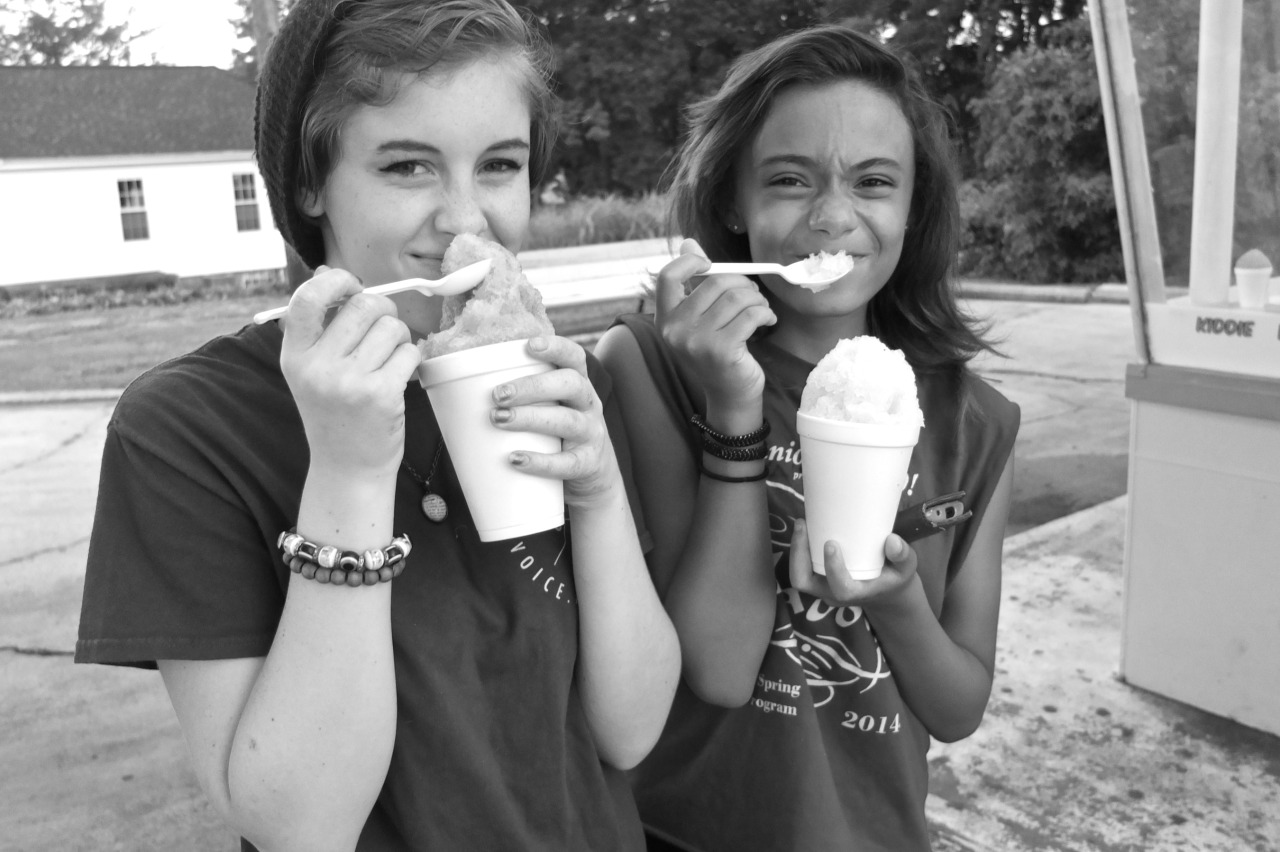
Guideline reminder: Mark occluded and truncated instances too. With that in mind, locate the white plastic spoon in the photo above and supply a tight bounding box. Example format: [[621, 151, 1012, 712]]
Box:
[[697, 254, 854, 291], [252, 258, 493, 324]]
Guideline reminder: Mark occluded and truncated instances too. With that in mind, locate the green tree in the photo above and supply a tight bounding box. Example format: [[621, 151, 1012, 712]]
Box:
[[959, 17, 1122, 282], [0, 0, 141, 65], [822, 0, 1088, 172], [526, 0, 826, 196], [229, 0, 297, 78]]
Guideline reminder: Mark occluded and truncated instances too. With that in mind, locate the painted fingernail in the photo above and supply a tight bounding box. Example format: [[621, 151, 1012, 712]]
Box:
[[492, 408, 513, 424], [510, 452, 528, 466], [494, 384, 513, 402]]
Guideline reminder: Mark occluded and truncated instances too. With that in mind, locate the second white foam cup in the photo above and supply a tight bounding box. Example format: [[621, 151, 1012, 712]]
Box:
[[797, 412, 920, 581], [1234, 266, 1273, 310], [417, 339, 564, 542]]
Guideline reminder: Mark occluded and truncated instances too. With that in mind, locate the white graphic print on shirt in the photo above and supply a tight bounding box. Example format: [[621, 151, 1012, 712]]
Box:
[[753, 438, 911, 722]]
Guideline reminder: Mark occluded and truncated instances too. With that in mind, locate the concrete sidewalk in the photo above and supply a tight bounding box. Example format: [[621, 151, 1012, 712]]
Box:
[[927, 497, 1279, 851]]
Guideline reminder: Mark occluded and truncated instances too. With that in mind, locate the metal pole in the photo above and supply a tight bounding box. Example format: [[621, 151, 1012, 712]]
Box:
[[1088, 0, 1166, 362], [1188, 0, 1244, 306]]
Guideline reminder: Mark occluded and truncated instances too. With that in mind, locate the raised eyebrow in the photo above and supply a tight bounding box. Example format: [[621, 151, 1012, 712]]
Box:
[[487, 138, 531, 154], [849, 156, 904, 173], [375, 140, 438, 155], [757, 154, 904, 173], [374, 138, 530, 155]]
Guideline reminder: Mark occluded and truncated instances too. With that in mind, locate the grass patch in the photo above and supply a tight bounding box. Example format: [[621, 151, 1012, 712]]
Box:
[[0, 295, 286, 393]]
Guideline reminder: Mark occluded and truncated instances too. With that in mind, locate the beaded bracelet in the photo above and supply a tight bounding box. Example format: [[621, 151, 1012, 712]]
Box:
[[700, 433, 770, 462], [700, 463, 768, 483], [690, 414, 771, 448], [278, 529, 412, 586]]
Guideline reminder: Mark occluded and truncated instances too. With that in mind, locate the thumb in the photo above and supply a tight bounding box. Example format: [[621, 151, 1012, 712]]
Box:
[[885, 533, 909, 563], [282, 266, 361, 349], [680, 238, 709, 260]]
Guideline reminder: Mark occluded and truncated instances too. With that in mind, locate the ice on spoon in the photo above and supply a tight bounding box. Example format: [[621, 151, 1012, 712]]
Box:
[[796, 250, 855, 292]]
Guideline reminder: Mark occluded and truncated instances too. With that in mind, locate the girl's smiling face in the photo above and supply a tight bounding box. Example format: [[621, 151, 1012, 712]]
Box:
[[731, 79, 914, 325], [301, 56, 533, 286]]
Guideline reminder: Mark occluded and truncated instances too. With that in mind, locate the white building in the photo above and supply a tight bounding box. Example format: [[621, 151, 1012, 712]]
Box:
[[0, 65, 285, 290]]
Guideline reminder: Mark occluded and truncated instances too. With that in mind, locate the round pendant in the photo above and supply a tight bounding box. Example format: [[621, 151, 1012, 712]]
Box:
[[421, 492, 448, 522]]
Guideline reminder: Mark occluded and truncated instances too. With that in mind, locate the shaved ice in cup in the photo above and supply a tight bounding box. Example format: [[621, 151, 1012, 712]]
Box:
[[421, 234, 555, 358], [417, 236, 563, 542], [798, 337, 923, 580]]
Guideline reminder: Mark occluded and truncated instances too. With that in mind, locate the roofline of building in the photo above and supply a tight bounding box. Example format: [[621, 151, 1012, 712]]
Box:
[[0, 150, 257, 172]]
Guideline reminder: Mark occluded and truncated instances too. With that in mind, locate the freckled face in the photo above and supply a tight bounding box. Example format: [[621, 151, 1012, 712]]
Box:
[[732, 79, 914, 323], [301, 57, 533, 286]]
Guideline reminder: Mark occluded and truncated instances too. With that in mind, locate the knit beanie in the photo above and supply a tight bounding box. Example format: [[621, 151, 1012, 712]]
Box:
[[254, 0, 342, 271]]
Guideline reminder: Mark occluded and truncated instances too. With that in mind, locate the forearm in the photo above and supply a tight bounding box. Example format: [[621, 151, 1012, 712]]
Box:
[[864, 577, 994, 742], [666, 399, 776, 706], [571, 488, 680, 770], [229, 472, 399, 851], [666, 467, 775, 705]]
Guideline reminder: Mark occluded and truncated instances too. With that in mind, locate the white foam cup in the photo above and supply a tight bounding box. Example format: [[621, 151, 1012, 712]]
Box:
[[796, 412, 920, 581], [1234, 266, 1272, 310], [417, 339, 564, 542]]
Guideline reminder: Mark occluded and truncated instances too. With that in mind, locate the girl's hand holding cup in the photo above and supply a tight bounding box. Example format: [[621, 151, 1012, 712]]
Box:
[[490, 335, 622, 510], [788, 520, 921, 609]]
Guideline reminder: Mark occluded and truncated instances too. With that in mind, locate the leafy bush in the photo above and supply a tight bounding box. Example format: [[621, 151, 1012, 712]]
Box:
[[526, 191, 668, 249], [958, 19, 1123, 283]]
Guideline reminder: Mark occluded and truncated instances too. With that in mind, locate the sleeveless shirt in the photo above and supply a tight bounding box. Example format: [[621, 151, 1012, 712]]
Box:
[[616, 314, 1019, 852]]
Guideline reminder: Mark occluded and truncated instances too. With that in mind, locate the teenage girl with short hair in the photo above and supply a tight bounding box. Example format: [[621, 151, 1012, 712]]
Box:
[[77, 2, 678, 849]]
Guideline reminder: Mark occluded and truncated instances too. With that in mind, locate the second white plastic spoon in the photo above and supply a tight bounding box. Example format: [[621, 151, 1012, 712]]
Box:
[[697, 255, 854, 290]]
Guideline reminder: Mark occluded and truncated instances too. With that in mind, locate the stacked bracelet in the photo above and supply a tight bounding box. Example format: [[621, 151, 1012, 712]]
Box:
[[691, 414, 771, 447], [699, 463, 768, 483], [278, 529, 412, 586], [700, 435, 770, 461], [691, 413, 771, 463]]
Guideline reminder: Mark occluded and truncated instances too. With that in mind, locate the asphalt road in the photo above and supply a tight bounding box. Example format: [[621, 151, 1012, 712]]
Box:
[[0, 296, 1139, 851]]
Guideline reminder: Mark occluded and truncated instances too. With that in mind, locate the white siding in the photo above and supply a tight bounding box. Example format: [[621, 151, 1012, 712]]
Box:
[[0, 153, 286, 288]]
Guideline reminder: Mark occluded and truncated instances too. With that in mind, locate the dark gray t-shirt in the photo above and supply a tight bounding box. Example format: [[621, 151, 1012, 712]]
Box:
[[76, 320, 648, 852]]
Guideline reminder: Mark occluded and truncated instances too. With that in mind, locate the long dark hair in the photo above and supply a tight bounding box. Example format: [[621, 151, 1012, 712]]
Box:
[[666, 24, 996, 374]]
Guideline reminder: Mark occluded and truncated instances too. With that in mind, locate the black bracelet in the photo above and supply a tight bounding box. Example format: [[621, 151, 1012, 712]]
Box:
[[699, 463, 768, 483], [701, 434, 770, 462], [690, 414, 771, 448]]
